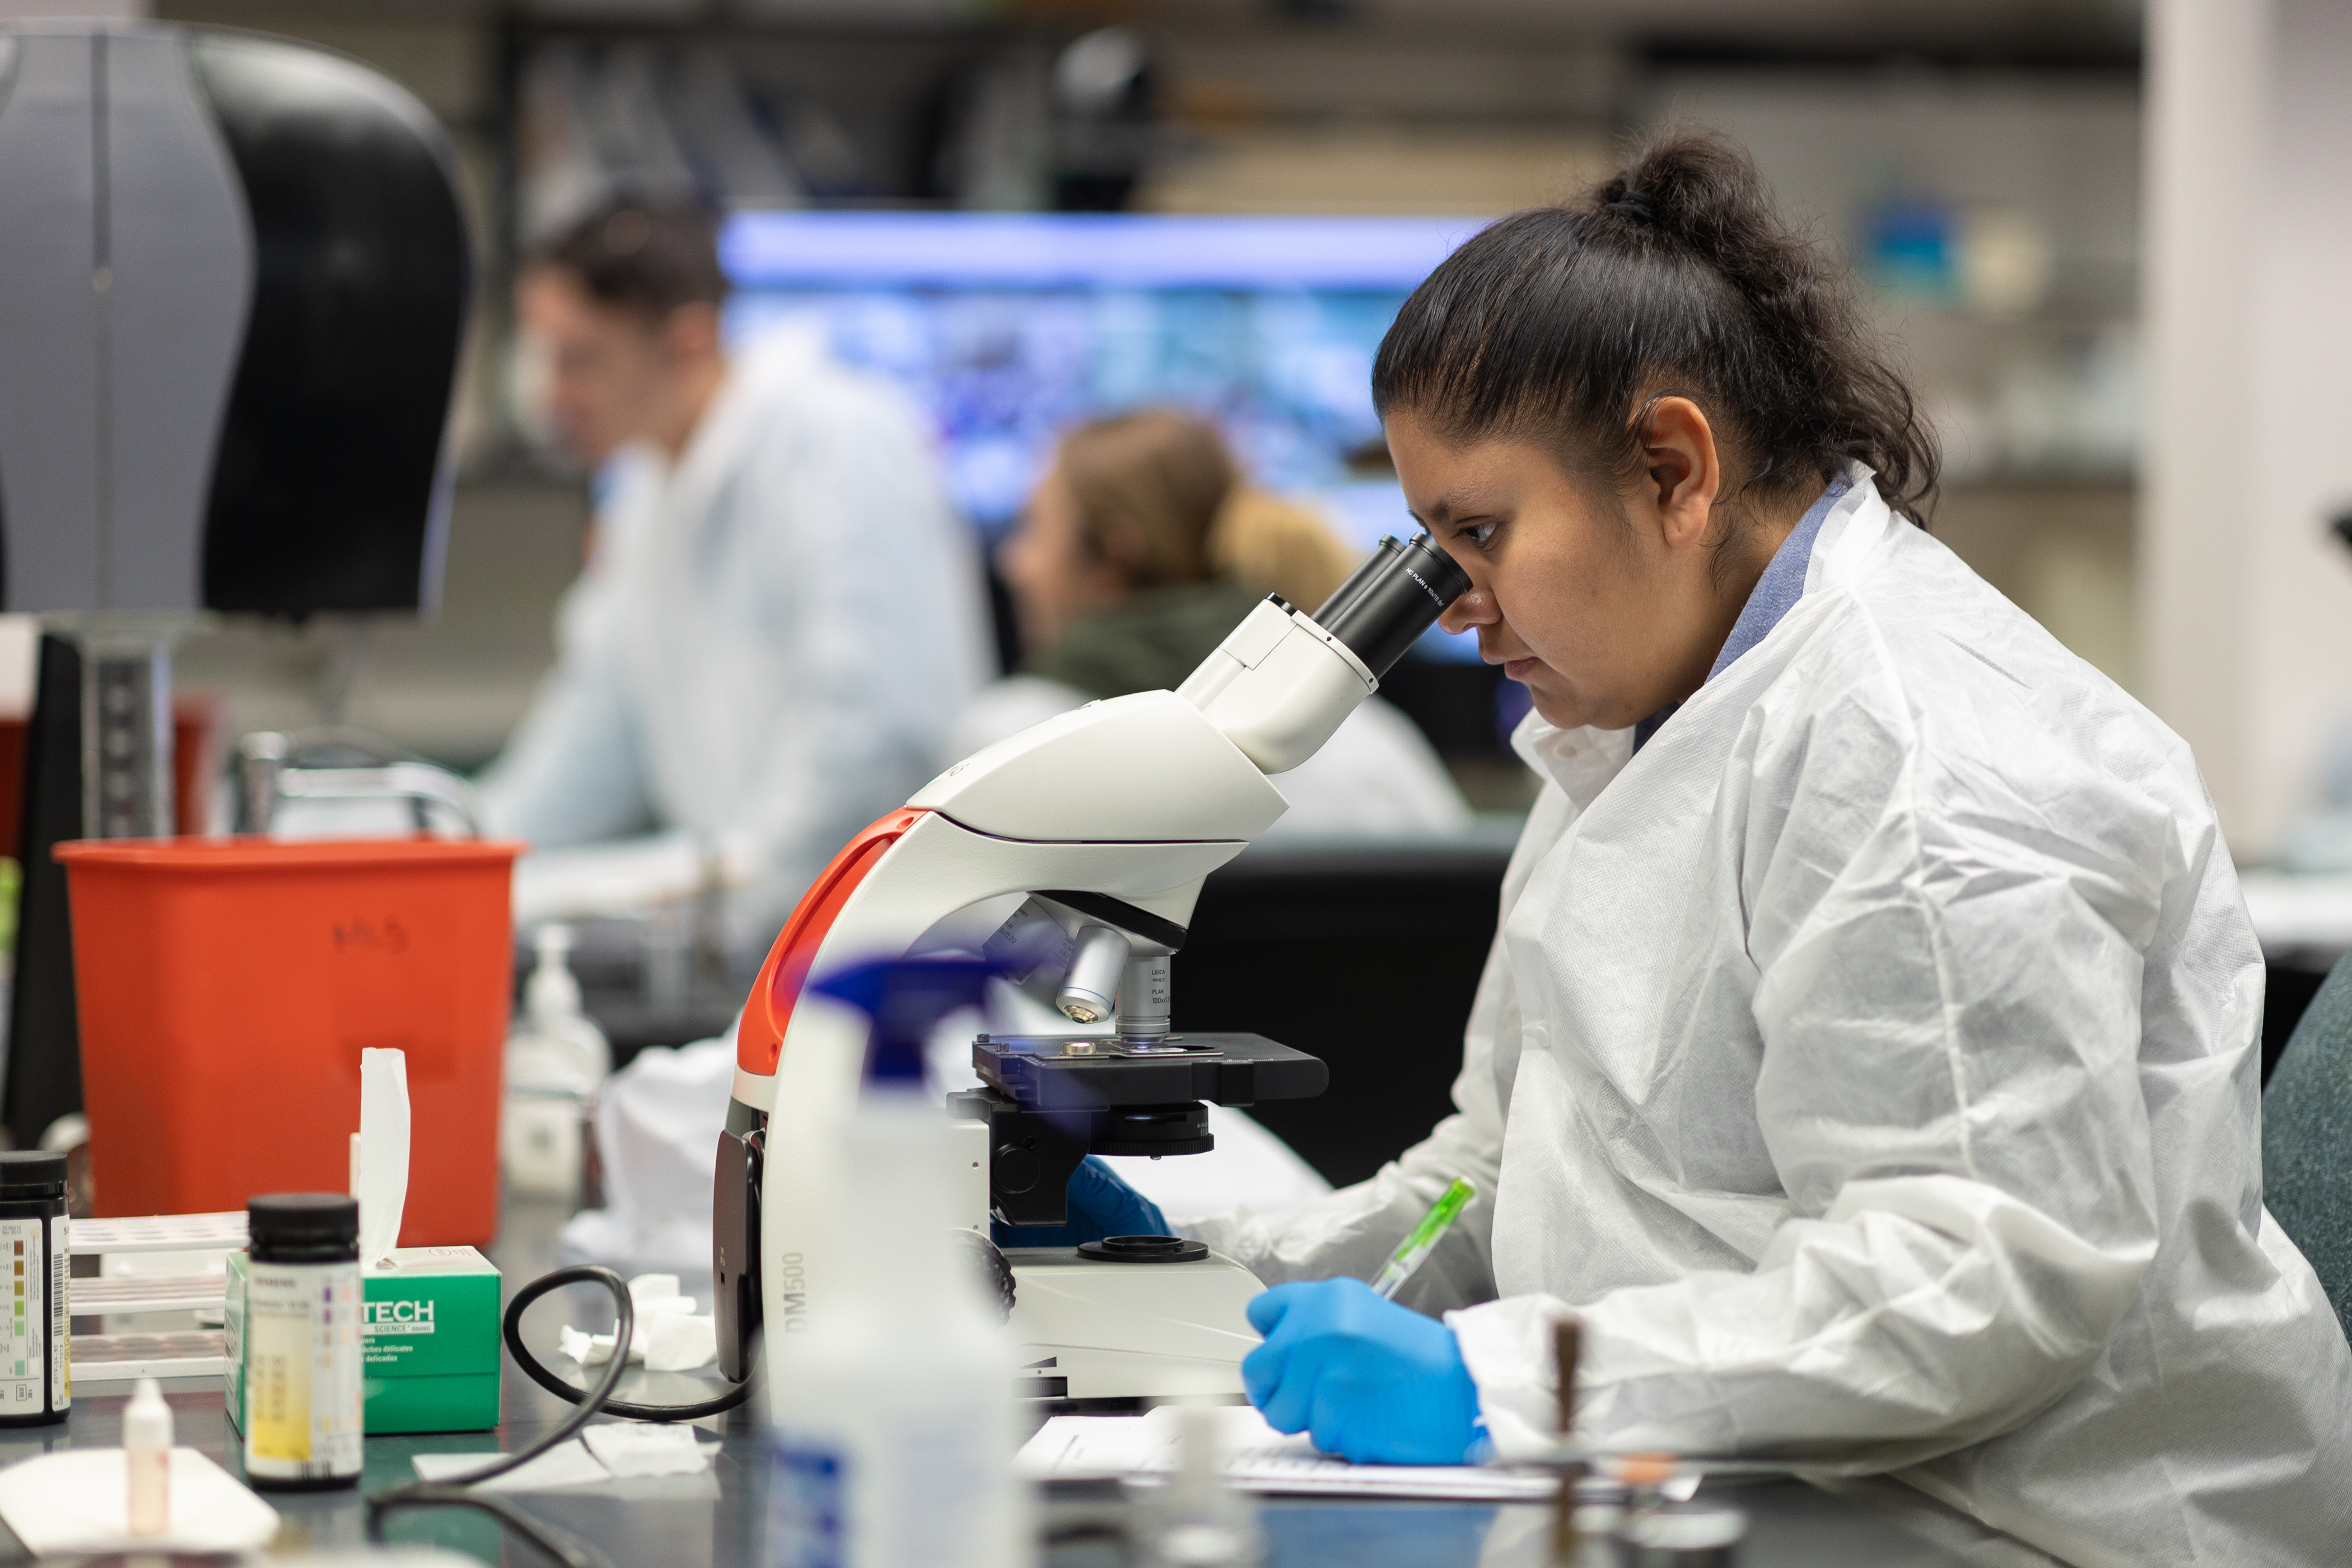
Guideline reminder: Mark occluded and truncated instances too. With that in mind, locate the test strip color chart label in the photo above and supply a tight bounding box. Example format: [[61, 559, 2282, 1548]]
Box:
[[0, 1220, 45, 1415], [244, 1259, 362, 1482]]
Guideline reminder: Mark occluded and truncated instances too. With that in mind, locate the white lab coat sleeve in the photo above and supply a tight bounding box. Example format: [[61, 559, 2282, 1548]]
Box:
[[478, 571, 658, 850], [1453, 676, 2171, 1468], [715, 388, 987, 948], [1184, 782, 1579, 1315], [1185, 955, 1508, 1315]]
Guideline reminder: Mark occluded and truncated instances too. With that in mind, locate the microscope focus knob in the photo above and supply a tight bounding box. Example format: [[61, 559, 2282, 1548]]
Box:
[[996, 1141, 1042, 1194]]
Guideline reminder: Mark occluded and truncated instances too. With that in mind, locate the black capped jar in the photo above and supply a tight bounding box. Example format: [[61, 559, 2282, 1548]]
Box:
[[0, 1151, 68, 1426], [241, 1193, 362, 1488]]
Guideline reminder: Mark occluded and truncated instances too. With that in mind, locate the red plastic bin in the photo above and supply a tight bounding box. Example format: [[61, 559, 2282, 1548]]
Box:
[[57, 837, 524, 1245]]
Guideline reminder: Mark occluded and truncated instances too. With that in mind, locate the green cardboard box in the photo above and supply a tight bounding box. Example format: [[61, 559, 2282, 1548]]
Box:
[[226, 1245, 502, 1435]]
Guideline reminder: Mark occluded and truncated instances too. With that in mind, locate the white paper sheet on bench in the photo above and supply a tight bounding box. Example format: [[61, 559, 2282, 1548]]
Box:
[[1016, 1406, 1557, 1501]]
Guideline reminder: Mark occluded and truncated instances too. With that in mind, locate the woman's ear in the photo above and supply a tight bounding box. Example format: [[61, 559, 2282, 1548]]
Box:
[[1632, 395, 1722, 552]]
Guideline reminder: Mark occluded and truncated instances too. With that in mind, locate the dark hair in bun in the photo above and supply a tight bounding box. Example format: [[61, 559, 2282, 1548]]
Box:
[[1372, 128, 1938, 531]]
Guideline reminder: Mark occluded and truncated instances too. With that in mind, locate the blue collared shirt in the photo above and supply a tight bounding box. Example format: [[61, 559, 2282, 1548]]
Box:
[[1631, 474, 1852, 752]]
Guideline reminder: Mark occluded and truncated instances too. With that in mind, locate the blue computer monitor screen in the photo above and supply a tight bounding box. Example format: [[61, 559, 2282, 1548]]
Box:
[[721, 212, 1491, 661]]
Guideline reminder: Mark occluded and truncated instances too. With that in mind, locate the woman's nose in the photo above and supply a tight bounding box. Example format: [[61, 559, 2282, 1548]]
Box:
[[1439, 589, 1497, 634]]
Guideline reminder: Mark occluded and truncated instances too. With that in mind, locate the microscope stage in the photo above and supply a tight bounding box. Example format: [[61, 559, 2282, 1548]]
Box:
[[974, 1032, 1328, 1109]]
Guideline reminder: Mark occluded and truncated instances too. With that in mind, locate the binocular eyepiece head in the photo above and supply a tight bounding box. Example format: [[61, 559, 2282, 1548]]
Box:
[[1309, 532, 1473, 679]]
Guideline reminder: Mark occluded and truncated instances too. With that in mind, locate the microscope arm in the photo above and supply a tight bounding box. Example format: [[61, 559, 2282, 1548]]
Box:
[[727, 806, 1252, 1114], [729, 687, 1294, 1113], [734, 530, 1469, 1099], [715, 688, 1289, 1372]]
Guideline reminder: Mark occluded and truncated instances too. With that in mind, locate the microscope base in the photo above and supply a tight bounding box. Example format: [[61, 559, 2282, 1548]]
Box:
[[1003, 1247, 1263, 1402]]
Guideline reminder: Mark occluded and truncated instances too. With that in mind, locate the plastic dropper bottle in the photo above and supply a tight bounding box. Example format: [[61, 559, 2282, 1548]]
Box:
[[766, 958, 1027, 1568], [124, 1375, 171, 1536]]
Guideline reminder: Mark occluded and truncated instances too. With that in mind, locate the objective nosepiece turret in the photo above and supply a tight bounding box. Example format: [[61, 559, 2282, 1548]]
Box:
[[1310, 533, 1473, 679]]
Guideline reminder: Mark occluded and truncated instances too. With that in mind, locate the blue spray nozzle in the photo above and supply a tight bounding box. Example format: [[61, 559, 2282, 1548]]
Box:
[[810, 957, 996, 1087]]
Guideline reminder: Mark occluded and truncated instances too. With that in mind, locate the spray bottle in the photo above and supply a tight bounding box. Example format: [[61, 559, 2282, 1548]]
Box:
[[766, 958, 1028, 1568]]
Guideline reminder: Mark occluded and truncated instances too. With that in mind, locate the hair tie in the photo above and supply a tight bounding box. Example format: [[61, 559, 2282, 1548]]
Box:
[[1605, 189, 1656, 224]]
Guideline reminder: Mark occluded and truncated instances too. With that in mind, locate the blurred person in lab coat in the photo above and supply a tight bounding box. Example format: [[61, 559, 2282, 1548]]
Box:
[[945, 409, 1471, 838], [482, 203, 988, 968]]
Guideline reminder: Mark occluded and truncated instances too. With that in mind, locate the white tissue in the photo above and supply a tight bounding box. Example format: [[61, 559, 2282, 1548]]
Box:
[[270, 1552, 482, 1567], [646, 1311, 717, 1372], [410, 1428, 716, 1492], [358, 1047, 411, 1267], [0, 1448, 279, 1553], [409, 1442, 613, 1493], [556, 1323, 613, 1366], [630, 1273, 684, 1309], [556, 1272, 719, 1370], [581, 1423, 712, 1478]]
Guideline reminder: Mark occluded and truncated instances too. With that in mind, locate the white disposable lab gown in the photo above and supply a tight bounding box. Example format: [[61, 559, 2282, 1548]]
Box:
[[946, 676, 1473, 841], [481, 326, 990, 960], [1192, 470, 2352, 1565]]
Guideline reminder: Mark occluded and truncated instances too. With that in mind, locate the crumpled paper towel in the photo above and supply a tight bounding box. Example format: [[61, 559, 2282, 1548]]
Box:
[[559, 1038, 734, 1276], [0, 1447, 278, 1554], [557, 1272, 718, 1372]]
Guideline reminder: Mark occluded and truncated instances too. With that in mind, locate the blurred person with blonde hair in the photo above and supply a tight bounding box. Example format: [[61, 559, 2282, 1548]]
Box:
[[947, 409, 1469, 837], [1209, 486, 1364, 612]]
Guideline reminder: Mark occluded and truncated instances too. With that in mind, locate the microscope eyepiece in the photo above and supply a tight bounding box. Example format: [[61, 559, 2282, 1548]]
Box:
[[1310, 533, 1472, 679]]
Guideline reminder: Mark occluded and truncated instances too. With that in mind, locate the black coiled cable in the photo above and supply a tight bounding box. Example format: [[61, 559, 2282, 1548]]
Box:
[[499, 1265, 759, 1424], [365, 1263, 756, 1567]]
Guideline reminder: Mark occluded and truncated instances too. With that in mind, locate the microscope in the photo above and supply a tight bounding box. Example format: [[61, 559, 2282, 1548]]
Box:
[[716, 533, 1470, 1404]]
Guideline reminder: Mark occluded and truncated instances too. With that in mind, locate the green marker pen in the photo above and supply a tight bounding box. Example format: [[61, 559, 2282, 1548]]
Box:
[[1371, 1177, 1476, 1300]]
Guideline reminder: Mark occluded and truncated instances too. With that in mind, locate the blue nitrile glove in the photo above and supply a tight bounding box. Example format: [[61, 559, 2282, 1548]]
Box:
[[1242, 1278, 1481, 1464], [991, 1156, 1170, 1247]]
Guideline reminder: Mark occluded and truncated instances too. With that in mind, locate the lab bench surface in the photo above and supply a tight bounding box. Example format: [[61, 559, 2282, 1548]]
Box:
[[0, 1200, 1970, 1565], [0, 1384, 1974, 1566]]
